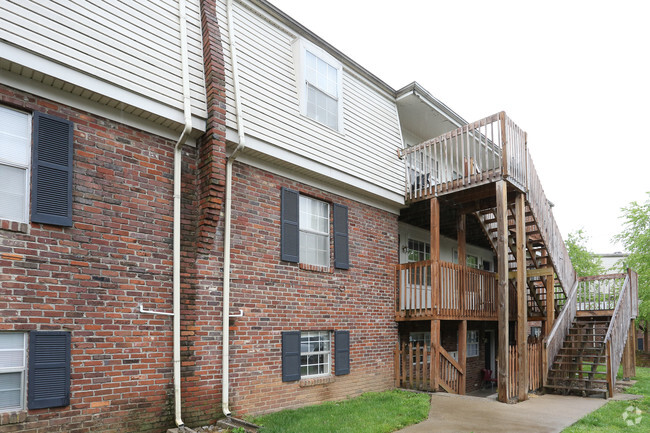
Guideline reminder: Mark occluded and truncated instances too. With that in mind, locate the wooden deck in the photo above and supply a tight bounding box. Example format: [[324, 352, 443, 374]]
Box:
[[395, 260, 499, 321]]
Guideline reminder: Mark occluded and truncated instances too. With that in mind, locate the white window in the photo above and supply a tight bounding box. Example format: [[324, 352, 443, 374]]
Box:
[[299, 196, 330, 267], [0, 333, 27, 412], [293, 39, 343, 132], [467, 330, 479, 357], [0, 107, 31, 223], [407, 239, 430, 263], [300, 331, 331, 377]]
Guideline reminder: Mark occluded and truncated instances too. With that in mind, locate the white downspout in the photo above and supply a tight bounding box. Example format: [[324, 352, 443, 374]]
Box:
[[222, 0, 246, 417], [174, 0, 193, 427]]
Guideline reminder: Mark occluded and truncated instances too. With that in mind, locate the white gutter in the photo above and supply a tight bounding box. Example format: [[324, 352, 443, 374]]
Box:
[[222, 0, 246, 418], [173, 0, 193, 427]]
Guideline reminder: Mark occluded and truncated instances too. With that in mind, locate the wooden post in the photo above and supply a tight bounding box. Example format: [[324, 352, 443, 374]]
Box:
[[458, 320, 467, 395], [606, 341, 613, 398], [431, 198, 440, 315], [499, 112, 508, 178], [544, 276, 555, 336], [623, 319, 636, 380], [515, 193, 528, 401], [458, 214, 466, 315], [431, 319, 440, 391], [394, 342, 400, 387], [496, 180, 509, 403]]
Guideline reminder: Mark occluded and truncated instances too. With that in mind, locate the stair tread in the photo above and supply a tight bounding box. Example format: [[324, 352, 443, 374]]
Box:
[[545, 384, 608, 392], [547, 377, 608, 384]]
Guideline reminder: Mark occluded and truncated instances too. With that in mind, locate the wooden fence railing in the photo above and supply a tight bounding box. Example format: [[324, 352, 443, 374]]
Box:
[[400, 112, 528, 201], [396, 261, 497, 320], [577, 274, 626, 311], [401, 112, 576, 304], [395, 260, 433, 319], [543, 280, 579, 384], [604, 273, 633, 396], [526, 152, 576, 299], [439, 346, 463, 394], [508, 339, 543, 400], [394, 342, 463, 394]]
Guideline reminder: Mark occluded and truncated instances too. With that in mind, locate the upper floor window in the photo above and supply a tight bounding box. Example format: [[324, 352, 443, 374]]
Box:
[[293, 39, 343, 132], [0, 107, 31, 223]]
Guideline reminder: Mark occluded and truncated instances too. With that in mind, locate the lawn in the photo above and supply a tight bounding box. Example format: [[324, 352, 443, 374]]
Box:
[[561, 366, 650, 432], [249, 390, 430, 433]]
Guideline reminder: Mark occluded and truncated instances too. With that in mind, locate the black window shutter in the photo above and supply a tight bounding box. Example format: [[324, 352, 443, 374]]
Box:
[[28, 331, 71, 409], [335, 331, 350, 376], [333, 204, 349, 269], [281, 188, 299, 262], [31, 112, 74, 226], [282, 331, 301, 382]]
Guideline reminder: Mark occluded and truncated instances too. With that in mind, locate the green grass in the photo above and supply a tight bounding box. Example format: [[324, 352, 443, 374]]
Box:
[[250, 390, 430, 433], [562, 367, 650, 432]]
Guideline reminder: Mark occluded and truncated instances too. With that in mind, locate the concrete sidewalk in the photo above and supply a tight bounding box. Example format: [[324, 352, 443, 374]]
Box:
[[396, 392, 616, 433]]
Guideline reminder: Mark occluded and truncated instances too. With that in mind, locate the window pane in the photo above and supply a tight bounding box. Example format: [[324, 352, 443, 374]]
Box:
[[0, 373, 22, 410], [0, 165, 27, 223], [0, 107, 30, 166]]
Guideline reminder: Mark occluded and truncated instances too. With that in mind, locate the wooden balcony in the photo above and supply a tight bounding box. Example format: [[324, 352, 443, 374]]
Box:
[[395, 260, 497, 321], [399, 112, 527, 202]]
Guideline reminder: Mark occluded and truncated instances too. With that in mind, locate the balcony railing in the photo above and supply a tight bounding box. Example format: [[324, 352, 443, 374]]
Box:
[[400, 112, 527, 201], [395, 260, 497, 320], [399, 111, 576, 301]]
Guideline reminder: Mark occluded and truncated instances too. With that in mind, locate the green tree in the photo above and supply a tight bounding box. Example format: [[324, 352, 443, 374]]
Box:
[[614, 193, 650, 327], [565, 229, 605, 277]]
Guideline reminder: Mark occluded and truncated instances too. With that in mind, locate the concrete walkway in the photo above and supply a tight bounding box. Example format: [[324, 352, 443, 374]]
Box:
[[396, 392, 614, 433]]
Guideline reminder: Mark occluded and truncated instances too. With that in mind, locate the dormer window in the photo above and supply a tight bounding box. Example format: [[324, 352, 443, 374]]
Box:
[[293, 39, 343, 132]]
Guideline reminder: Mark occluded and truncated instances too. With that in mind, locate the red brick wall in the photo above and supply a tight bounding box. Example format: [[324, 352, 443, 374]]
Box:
[[0, 84, 181, 432], [225, 162, 399, 415]]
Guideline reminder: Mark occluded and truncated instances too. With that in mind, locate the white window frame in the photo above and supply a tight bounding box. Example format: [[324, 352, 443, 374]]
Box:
[[299, 195, 330, 268], [0, 332, 27, 412], [292, 38, 344, 132], [300, 331, 331, 378], [0, 106, 31, 224], [467, 330, 479, 358]]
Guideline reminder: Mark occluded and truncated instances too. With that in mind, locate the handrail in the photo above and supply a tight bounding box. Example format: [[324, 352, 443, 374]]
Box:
[[603, 274, 632, 396], [577, 274, 625, 311], [396, 260, 497, 319], [543, 280, 579, 378], [603, 275, 630, 344]]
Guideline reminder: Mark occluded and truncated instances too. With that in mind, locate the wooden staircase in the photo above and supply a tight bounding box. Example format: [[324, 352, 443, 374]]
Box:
[[545, 317, 611, 396], [475, 203, 566, 318]]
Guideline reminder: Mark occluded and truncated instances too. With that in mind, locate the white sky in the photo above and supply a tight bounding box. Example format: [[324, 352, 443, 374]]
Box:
[[269, 0, 650, 253]]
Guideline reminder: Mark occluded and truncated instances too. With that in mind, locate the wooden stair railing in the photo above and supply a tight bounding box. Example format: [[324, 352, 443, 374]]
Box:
[[603, 273, 633, 397]]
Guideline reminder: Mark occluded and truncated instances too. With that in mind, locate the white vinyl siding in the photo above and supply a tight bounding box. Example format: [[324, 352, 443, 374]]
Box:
[[0, 0, 207, 122], [215, 1, 404, 199], [0, 107, 31, 223]]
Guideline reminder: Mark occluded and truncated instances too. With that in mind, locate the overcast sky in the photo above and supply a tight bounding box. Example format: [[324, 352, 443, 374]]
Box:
[[270, 0, 650, 253]]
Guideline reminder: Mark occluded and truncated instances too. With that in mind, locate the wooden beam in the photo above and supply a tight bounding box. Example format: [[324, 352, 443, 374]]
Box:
[[431, 319, 440, 390], [505, 267, 554, 279], [515, 193, 528, 401], [458, 214, 466, 314], [431, 198, 440, 315], [458, 320, 467, 395], [496, 180, 509, 403]]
